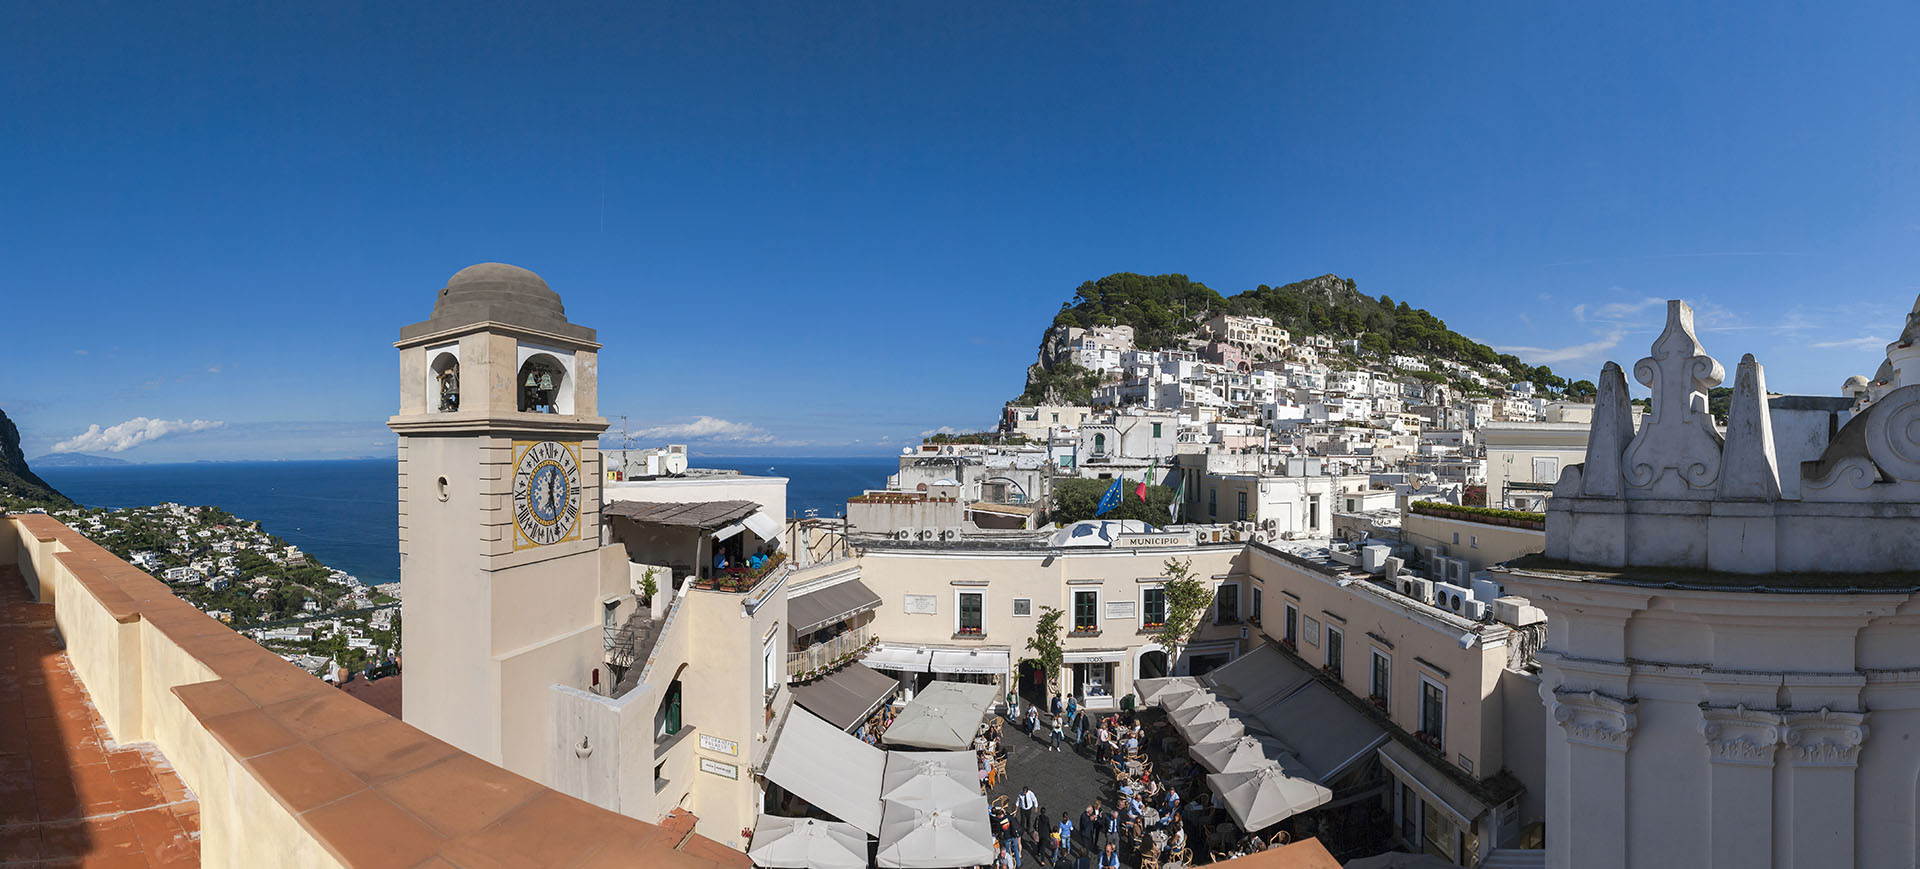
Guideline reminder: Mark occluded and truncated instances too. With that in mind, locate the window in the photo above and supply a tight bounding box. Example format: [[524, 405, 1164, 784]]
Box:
[[1421, 679, 1446, 748], [1249, 588, 1263, 626], [1470, 535, 1479, 549], [763, 641, 778, 703], [1073, 590, 1099, 633], [1208, 488, 1217, 518], [1422, 799, 1458, 860], [658, 679, 683, 739], [1452, 532, 1460, 545], [1214, 583, 1240, 624], [1371, 651, 1391, 706], [1152, 422, 1162, 438], [1325, 627, 1343, 676], [1237, 491, 1248, 521], [1012, 598, 1033, 617], [1400, 783, 1418, 846], [1094, 433, 1107, 455], [1309, 499, 1320, 529], [1283, 604, 1298, 645], [1051, 413, 1060, 423], [957, 592, 984, 635], [1142, 587, 1167, 629]]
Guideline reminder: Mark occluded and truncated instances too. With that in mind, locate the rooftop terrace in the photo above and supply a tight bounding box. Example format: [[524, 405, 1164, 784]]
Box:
[[2, 513, 751, 869]]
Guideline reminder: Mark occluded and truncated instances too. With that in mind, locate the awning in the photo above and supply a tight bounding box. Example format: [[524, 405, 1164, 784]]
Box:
[[884, 681, 999, 751], [765, 708, 886, 836], [793, 663, 901, 732], [929, 649, 1009, 676], [1204, 644, 1313, 709], [605, 499, 757, 529], [1378, 739, 1491, 827], [864, 645, 932, 673], [712, 521, 747, 542], [1063, 650, 1125, 664], [745, 510, 784, 545], [1248, 680, 1388, 783], [791, 580, 885, 635]]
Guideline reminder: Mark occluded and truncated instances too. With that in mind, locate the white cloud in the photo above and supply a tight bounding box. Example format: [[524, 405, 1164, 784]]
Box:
[[1810, 335, 1888, 351], [1576, 297, 1665, 325], [1497, 330, 1626, 365], [52, 417, 227, 453], [920, 426, 962, 438], [631, 416, 773, 444]]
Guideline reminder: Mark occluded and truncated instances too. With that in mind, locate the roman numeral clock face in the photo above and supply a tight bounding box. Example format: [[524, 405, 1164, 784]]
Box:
[[512, 441, 582, 549]]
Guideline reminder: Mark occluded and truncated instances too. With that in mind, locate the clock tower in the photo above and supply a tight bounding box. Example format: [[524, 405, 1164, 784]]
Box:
[[389, 262, 612, 778]]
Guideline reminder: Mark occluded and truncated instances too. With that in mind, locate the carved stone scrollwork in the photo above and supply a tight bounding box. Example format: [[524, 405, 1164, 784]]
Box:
[[1698, 704, 1783, 766], [1553, 689, 1639, 751], [1864, 386, 1920, 482], [1783, 707, 1868, 767], [1623, 300, 1725, 494]]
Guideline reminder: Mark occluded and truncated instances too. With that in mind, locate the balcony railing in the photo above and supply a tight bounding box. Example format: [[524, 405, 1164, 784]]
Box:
[[787, 624, 875, 682], [692, 550, 787, 593]]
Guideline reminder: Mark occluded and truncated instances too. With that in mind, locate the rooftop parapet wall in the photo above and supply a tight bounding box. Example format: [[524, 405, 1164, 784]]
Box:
[[2, 513, 747, 869], [1545, 297, 1920, 575]]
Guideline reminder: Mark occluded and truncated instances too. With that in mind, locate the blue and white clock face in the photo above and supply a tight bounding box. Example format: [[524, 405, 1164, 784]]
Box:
[[512, 441, 581, 548]]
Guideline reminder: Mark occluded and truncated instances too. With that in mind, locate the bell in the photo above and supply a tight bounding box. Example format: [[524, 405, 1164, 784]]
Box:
[[525, 371, 540, 387], [538, 372, 554, 390]]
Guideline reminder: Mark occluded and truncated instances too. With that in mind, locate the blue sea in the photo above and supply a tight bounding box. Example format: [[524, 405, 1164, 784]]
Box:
[[40, 455, 897, 587]]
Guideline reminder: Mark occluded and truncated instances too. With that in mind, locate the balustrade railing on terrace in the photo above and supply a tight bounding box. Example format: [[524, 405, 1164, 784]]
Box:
[[786, 623, 873, 681]]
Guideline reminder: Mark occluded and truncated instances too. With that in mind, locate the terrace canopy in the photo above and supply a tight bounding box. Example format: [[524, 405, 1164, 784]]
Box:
[[764, 708, 886, 835], [884, 681, 998, 750], [792, 662, 899, 732], [747, 815, 870, 869], [874, 803, 996, 869], [790, 579, 884, 635], [1206, 762, 1334, 832], [880, 751, 981, 809]]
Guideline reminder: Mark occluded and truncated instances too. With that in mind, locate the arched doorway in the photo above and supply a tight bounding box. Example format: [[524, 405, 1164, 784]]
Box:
[[1017, 659, 1047, 710], [1138, 650, 1170, 680]]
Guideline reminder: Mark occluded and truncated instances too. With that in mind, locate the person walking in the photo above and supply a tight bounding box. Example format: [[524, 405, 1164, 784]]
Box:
[[1065, 696, 1077, 729], [1016, 785, 1039, 837], [1102, 806, 1119, 857], [1050, 713, 1064, 751], [1027, 704, 1041, 739], [1056, 811, 1075, 860], [1080, 802, 1101, 852], [1095, 725, 1109, 762]]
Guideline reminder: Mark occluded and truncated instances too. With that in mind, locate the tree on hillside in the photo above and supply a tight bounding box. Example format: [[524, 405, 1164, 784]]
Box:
[[1050, 478, 1175, 526], [1151, 558, 1215, 671]]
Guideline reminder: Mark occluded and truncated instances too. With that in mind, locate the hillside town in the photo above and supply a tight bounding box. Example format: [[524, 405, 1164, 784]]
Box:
[[46, 500, 400, 679]]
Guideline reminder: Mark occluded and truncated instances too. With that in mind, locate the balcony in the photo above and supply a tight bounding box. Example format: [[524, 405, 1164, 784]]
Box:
[[692, 550, 788, 593], [787, 623, 876, 682]]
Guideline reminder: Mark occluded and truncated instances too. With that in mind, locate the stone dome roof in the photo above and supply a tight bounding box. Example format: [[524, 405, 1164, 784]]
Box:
[[400, 262, 595, 343], [1845, 374, 1871, 391]]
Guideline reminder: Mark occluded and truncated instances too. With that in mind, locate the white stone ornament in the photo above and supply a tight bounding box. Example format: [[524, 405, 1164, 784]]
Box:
[[1578, 361, 1635, 498], [1699, 704, 1783, 766], [1782, 707, 1868, 768], [1624, 300, 1725, 495], [1864, 385, 1920, 482], [1552, 689, 1638, 751], [1716, 354, 1781, 500]]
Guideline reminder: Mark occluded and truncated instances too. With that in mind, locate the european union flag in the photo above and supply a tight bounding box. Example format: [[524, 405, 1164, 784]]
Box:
[[1094, 477, 1123, 516]]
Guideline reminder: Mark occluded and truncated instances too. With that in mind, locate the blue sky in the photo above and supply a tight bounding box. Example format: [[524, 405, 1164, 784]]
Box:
[[3, 3, 1916, 461]]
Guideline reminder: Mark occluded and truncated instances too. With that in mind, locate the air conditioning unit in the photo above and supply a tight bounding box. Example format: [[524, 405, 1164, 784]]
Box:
[[1444, 558, 1470, 584], [1471, 578, 1505, 603], [1463, 599, 1490, 621], [1263, 518, 1280, 533], [1383, 556, 1404, 578], [1493, 596, 1546, 626], [895, 529, 915, 541], [1435, 582, 1473, 614], [1252, 531, 1270, 544], [918, 529, 936, 541], [1398, 577, 1435, 605], [1422, 545, 1445, 565], [939, 528, 960, 542]]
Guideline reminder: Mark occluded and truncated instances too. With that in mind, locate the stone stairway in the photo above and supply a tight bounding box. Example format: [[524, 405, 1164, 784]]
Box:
[[610, 608, 660, 697]]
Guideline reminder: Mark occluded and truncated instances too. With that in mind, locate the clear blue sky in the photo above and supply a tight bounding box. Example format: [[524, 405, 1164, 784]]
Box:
[[4, 3, 1917, 461]]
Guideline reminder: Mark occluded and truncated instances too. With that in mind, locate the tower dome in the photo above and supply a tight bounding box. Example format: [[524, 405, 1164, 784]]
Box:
[[399, 262, 595, 342]]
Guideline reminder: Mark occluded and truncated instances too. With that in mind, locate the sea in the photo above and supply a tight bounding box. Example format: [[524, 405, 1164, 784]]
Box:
[[40, 455, 898, 588]]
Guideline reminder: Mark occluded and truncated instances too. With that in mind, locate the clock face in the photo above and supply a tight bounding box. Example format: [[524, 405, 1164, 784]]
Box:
[[512, 440, 582, 549]]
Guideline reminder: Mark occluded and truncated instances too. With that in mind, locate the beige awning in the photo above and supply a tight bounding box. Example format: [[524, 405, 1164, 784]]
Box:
[[765, 708, 886, 836]]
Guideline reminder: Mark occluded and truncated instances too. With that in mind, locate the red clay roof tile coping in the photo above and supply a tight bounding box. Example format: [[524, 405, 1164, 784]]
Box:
[[7, 512, 750, 869]]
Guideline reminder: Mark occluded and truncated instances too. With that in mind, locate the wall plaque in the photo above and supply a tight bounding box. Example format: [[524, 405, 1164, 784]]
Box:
[[904, 594, 938, 615], [699, 734, 739, 757]]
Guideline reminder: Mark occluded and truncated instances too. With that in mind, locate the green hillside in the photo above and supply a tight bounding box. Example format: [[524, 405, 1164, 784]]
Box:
[[1023, 272, 1572, 404], [0, 408, 76, 511]]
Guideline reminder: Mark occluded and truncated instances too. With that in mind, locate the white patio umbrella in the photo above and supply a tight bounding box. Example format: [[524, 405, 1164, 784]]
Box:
[[1160, 684, 1214, 714], [885, 705, 978, 750], [1189, 735, 1295, 775], [1169, 701, 1235, 740], [881, 752, 981, 809], [1134, 676, 1201, 706], [875, 802, 996, 869], [1205, 764, 1333, 832], [748, 815, 870, 869], [1181, 715, 1249, 746]]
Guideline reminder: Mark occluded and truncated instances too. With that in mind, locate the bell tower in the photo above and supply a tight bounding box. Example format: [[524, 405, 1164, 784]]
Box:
[[389, 262, 611, 778]]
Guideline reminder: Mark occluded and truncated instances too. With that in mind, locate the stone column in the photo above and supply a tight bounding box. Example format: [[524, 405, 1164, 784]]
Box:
[[1782, 707, 1867, 868], [1551, 688, 1638, 869], [1698, 704, 1783, 869]]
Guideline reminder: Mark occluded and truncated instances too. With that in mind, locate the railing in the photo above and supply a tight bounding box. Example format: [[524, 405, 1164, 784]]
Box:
[[605, 625, 636, 669], [787, 624, 875, 682], [693, 551, 788, 593]]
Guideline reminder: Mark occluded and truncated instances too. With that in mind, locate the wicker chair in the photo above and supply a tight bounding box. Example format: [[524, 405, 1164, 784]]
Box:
[[993, 794, 1011, 812]]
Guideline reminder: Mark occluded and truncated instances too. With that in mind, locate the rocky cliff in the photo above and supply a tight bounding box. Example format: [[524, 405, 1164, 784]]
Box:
[[0, 408, 75, 509]]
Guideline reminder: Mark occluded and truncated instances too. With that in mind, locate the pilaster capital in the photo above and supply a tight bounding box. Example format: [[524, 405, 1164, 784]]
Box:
[[1698, 704, 1783, 766], [1783, 707, 1869, 767], [1552, 688, 1639, 751]]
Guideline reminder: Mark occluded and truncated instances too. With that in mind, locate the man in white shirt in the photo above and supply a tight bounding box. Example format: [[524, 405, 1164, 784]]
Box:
[[1016, 786, 1039, 837]]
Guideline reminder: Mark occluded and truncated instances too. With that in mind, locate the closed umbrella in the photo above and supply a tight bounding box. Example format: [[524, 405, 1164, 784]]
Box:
[[1190, 735, 1295, 774], [748, 815, 870, 869], [875, 803, 996, 869], [1205, 764, 1332, 832]]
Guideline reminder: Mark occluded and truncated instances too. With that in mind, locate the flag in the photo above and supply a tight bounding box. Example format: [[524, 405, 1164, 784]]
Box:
[[1094, 478, 1123, 516], [1135, 481, 1147, 503], [1140, 456, 1155, 502], [1170, 474, 1187, 524]]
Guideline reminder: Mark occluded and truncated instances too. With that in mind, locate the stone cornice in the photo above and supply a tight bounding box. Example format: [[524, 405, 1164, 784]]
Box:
[[1551, 688, 1639, 751], [1783, 707, 1869, 767], [389, 414, 610, 436], [394, 319, 603, 351], [1699, 704, 1783, 766]]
